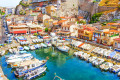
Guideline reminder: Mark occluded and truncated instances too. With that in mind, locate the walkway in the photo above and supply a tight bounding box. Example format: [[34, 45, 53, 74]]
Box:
[[0, 66, 8, 80]]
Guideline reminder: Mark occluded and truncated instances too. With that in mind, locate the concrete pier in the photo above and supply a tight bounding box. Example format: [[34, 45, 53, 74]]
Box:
[[0, 66, 8, 80]]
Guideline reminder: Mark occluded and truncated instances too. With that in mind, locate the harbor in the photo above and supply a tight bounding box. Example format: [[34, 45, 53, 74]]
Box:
[[0, 46, 120, 80]]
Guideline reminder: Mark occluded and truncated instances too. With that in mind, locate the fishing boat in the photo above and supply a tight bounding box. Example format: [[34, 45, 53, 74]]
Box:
[[88, 57, 97, 63], [57, 46, 70, 52], [29, 45, 35, 50], [118, 72, 120, 77], [19, 51, 27, 54], [34, 45, 39, 49], [24, 46, 30, 51], [92, 58, 104, 67], [17, 46, 24, 51], [9, 49, 13, 53], [24, 67, 47, 80], [6, 54, 33, 64], [110, 65, 120, 73], [14, 59, 47, 78], [0, 50, 5, 56], [100, 62, 113, 71], [32, 39, 36, 43], [41, 43, 47, 48], [45, 41, 52, 47], [6, 54, 32, 60]]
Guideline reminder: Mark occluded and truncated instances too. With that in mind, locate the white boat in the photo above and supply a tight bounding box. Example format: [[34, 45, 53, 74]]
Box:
[[100, 62, 113, 71], [24, 67, 47, 80], [6, 54, 33, 64], [14, 59, 47, 78], [41, 43, 47, 48], [9, 49, 13, 53], [110, 65, 120, 73], [32, 39, 36, 43], [0, 50, 5, 56], [29, 45, 35, 50], [57, 46, 70, 52], [24, 46, 30, 51], [47, 43, 52, 47], [6, 54, 32, 60]]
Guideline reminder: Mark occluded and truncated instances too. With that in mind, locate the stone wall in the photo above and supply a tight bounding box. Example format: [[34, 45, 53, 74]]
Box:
[[78, 0, 99, 16]]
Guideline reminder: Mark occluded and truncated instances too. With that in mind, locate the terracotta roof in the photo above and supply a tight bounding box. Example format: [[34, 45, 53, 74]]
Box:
[[78, 16, 83, 19], [56, 31, 70, 34], [62, 24, 71, 27], [60, 17, 65, 19], [7, 19, 11, 21], [107, 23, 120, 25], [104, 30, 120, 33], [58, 20, 67, 24], [53, 22, 58, 25]]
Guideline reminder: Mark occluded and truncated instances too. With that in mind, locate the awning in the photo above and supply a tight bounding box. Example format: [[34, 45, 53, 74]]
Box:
[[31, 31, 37, 33], [13, 30, 27, 34], [78, 43, 84, 47], [37, 30, 42, 32]]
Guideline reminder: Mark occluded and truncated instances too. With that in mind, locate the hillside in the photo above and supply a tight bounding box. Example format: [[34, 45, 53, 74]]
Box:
[[99, 0, 120, 7]]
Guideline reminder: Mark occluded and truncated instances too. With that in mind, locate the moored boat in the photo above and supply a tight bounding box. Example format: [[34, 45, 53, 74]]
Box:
[[57, 46, 70, 52], [14, 59, 47, 78], [24, 67, 46, 80], [110, 65, 120, 73]]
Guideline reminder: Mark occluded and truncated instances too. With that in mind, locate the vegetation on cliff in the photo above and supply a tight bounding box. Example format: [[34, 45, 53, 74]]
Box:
[[20, 1, 29, 7], [90, 13, 103, 23]]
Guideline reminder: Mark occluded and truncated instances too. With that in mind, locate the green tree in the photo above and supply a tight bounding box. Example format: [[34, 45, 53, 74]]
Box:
[[34, 33, 38, 36], [45, 28, 48, 32]]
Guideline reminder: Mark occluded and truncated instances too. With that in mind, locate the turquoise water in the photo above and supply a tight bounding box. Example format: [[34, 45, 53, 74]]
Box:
[[0, 47, 120, 80]]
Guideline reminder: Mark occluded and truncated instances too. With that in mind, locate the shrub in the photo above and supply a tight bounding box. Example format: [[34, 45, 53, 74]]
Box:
[[45, 28, 48, 32], [34, 33, 38, 36]]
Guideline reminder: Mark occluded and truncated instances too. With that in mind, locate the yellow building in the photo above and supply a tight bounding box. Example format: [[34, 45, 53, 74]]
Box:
[[84, 30, 93, 41], [44, 19, 53, 28]]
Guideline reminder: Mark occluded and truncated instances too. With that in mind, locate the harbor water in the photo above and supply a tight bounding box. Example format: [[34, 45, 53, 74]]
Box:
[[0, 47, 120, 80]]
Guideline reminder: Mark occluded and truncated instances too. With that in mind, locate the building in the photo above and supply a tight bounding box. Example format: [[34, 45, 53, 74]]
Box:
[[92, 30, 103, 43], [106, 23, 120, 30], [57, 21, 78, 37], [113, 38, 120, 51], [78, 29, 93, 41], [44, 19, 53, 28], [102, 30, 120, 46], [37, 13, 43, 23], [5, 7, 15, 15], [78, 25, 98, 41], [31, 0, 48, 9], [8, 23, 43, 34]]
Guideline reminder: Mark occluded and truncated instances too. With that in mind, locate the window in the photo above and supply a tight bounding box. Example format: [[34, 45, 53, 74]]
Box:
[[86, 37, 89, 40], [115, 42, 117, 46]]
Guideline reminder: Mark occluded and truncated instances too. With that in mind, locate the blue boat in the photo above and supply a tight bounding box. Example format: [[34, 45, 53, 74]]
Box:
[[14, 60, 47, 78]]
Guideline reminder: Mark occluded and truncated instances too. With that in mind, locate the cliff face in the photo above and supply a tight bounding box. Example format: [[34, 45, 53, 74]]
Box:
[[15, 0, 31, 15]]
